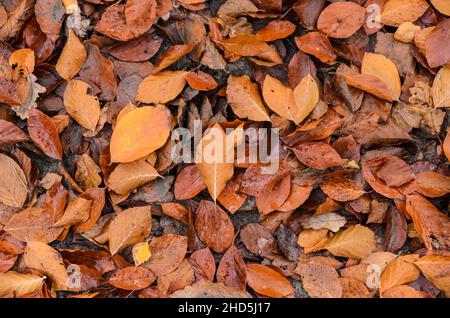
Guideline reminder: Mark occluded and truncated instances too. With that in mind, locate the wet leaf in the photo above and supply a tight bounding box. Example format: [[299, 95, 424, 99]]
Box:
[[170, 280, 251, 298], [186, 71, 218, 91], [174, 165, 206, 200], [0, 271, 45, 298], [109, 266, 156, 290], [415, 172, 450, 198], [216, 246, 247, 290], [295, 32, 336, 64], [108, 206, 152, 255], [255, 20, 296, 42], [292, 142, 345, 170], [110, 106, 170, 163], [317, 2, 366, 39], [320, 176, 364, 202], [108, 160, 159, 195], [125, 0, 157, 37], [325, 225, 376, 259], [381, 0, 429, 27], [144, 234, 187, 276], [240, 223, 276, 257], [152, 44, 193, 74], [188, 247, 216, 282], [246, 264, 294, 298], [27, 108, 62, 160]]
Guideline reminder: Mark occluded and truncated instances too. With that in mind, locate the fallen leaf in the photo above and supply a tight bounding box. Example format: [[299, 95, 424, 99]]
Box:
[[340, 277, 371, 298], [9, 48, 35, 78], [56, 29, 86, 80], [325, 225, 376, 259], [160, 203, 189, 224], [246, 264, 294, 298], [136, 71, 188, 104], [170, 280, 251, 298], [27, 108, 62, 160], [380, 254, 420, 292], [0, 153, 28, 208], [297, 261, 342, 298], [432, 65, 450, 108], [109, 266, 156, 290], [301, 213, 347, 233], [75, 154, 102, 190], [430, 0, 450, 16], [415, 171, 450, 197], [424, 19, 450, 68], [255, 20, 296, 42], [125, 0, 157, 37], [132, 242, 151, 266], [226, 75, 270, 122], [295, 32, 336, 64], [240, 223, 277, 257], [144, 234, 187, 276], [394, 22, 421, 43], [0, 271, 45, 298], [157, 259, 195, 297], [382, 284, 430, 298], [189, 247, 216, 282], [320, 176, 365, 202], [110, 106, 170, 163], [63, 80, 100, 131], [317, 2, 366, 38], [415, 255, 450, 294], [343, 73, 393, 102], [186, 71, 218, 91], [292, 142, 345, 170], [216, 246, 247, 290], [194, 200, 234, 253], [54, 197, 92, 228], [108, 160, 159, 195], [381, 0, 429, 27], [152, 44, 193, 74], [108, 206, 152, 255], [174, 165, 207, 200], [4, 208, 63, 243], [23, 241, 68, 290], [361, 53, 401, 101]]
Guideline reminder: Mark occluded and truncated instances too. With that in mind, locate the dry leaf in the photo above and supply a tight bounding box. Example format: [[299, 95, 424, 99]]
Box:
[[361, 53, 401, 101], [381, 0, 429, 27], [110, 106, 170, 163], [108, 206, 152, 255], [415, 255, 450, 294], [246, 264, 294, 298], [4, 208, 63, 243], [170, 280, 251, 298], [136, 71, 188, 104], [9, 48, 34, 78], [0, 153, 28, 208], [255, 20, 296, 42], [301, 213, 347, 233], [226, 75, 270, 122], [108, 160, 159, 195], [343, 73, 393, 102], [54, 197, 92, 227], [23, 241, 68, 290], [432, 65, 450, 108], [325, 225, 376, 259], [382, 284, 430, 298], [380, 254, 420, 292], [195, 124, 234, 200], [75, 154, 102, 190], [317, 2, 366, 38], [297, 261, 342, 298], [394, 22, 421, 43], [63, 80, 100, 131], [430, 0, 450, 16], [415, 171, 450, 197], [174, 164, 207, 200], [144, 234, 187, 276], [216, 245, 247, 290], [0, 271, 45, 298], [56, 29, 86, 80]]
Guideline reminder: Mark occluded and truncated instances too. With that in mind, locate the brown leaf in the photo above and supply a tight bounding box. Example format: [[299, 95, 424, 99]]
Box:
[[109, 266, 156, 290], [152, 44, 193, 74], [0, 153, 28, 208], [94, 4, 134, 41], [35, 0, 65, 42], [381, 0, 429, 27], [217, 171, 247, 214], [320, 176, 364, 202], [108, 206, 152, 255], [343, 73, 393, 102], [110, 106, 170, 163], [75, 154, 102, 191], [432, 65, 450, 108], [246, 264, 294, 298], [27, 108, 62, 160], [60, 249, 116, 275], [297, 261, 342, 298], [73, 188, 106, 233], [325, 224, 376, 259], [255, 20, 296, 42], [405, 194, 450, 253], [293, 142, 345, 170], [194, 200, 234, 253], [125, 0, 157, 37], [170, 280, 251, 298], [222, 35, 282, 64], [295, 32, 336, 64], [382, 284, 431, 298], [157, 259, 195, 297], [186, 71, 218, 91], [415, 171, 450, 198], [144, 234, 187, 276], [362, 157, 404, 199], [108, 160, 159, 195], [255, 174, 291, 215], [174, 164, 206, 200], [188, 247, 216, 282], [4, 208, 63, 243], [216, 246, 247, 290], [317, 2, 365, 38], [385, 206, 407, 253], [54, 197, 92, 228], [375, 156, 414, 187], [161, 203, 189, 224], [340, 277, 371, 298], [0, 271, 45, 298], [301, 212, 347, 233], [278, 184, 312, 212], [226, 75, 270, 122], [109, 33, 163, 62], [56, 29, 86, 80], [415, 255, 450, 294], [23, 241, 68, 290], [240, 223, 276, 257]]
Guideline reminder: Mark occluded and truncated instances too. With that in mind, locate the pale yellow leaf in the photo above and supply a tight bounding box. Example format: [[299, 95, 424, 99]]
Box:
[[325, 224, 376, 259], [132, 241, 151, 266]]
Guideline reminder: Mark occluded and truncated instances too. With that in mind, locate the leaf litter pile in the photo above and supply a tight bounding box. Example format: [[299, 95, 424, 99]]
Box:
[[0, 0, 450, 299]]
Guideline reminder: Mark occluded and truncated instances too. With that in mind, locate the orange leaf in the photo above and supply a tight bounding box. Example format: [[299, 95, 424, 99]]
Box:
[[317, 2, 366, 38], [246, 264, 294, 298]]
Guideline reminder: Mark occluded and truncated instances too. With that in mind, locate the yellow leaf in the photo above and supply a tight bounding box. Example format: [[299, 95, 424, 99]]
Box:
[[63, 79, 100, 131], [0, 271, 45, 298], [136, 71, 188, 104], [361, 53, 401, 101], [56, 29, 86, 80], [226, 75, 270, 122], [325, 224, 376, 259], [132, 241, 151, 266], [394, 22, 421, 43], [110, 106, 171, 163], [432, 65, 450, 108], [23, 241, 68, 291], [108, 206, 152, 255], [195, 124, 234, 200], [107, 159, 159, 194]]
